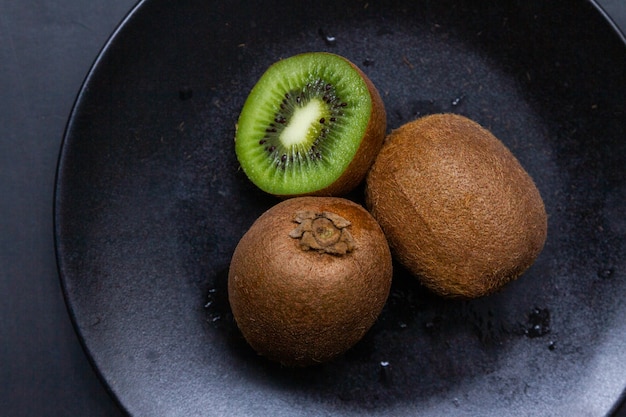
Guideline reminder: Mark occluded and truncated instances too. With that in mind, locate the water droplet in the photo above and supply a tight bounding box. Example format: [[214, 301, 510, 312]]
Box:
[[363, 58, 375, 67], [398, 321, 407, 329], [424, 315, 442, 333], [451, 93, 466, 107], [379, 361, 393, 385], [524, 307, 550, 338], [318, 28, 337, 46], [597, 268, 614, 279], [548, 341, 557, 351], [205, 287, 223, 324]]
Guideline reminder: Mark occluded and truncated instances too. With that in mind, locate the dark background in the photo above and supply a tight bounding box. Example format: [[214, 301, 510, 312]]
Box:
[[1, 0, 625, 416]]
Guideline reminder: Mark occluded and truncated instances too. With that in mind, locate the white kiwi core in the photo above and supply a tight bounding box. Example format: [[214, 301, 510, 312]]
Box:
[[279, 99, 325, 148]]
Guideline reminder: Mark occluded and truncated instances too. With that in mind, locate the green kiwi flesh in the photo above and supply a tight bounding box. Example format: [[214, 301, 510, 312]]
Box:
[[235, 52, 386, 197]]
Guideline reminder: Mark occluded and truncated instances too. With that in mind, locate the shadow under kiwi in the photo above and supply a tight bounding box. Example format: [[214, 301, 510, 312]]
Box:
[[203, 261, 537, 411]]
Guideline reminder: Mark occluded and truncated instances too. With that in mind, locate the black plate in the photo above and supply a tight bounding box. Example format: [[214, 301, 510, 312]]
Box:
[[55, 0, 626, 415]]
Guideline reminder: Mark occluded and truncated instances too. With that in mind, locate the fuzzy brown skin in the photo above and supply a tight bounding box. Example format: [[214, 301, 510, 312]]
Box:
[[228, 197, 392, 366], [279, 58, 387, 197], [365, 113, 547, 298]]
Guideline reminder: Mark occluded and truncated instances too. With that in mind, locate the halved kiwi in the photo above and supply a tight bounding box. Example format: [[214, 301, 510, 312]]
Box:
[[235, 52, 386, 197]]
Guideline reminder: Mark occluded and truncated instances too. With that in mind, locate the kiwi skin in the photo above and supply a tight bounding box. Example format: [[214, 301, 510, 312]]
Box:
[[312, 57, 387, 197], [365, 113, 548, 299], [228, 197, 392, 367]]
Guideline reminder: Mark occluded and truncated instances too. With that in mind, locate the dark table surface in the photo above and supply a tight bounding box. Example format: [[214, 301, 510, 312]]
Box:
[[1, 1, 625, 416]]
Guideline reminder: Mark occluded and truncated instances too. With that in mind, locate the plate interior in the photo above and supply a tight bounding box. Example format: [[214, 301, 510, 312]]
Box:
[[55, 0, 626, 415]]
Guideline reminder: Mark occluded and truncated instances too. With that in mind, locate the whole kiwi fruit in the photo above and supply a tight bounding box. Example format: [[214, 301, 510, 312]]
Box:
[[235, 52, 386, 197], [365, 113, 547, 298], [228, 196, 392, 366]]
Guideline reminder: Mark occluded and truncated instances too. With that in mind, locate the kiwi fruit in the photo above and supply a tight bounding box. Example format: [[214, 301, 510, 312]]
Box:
[[235, 52, 386, 197], [365, 113, 547, 298], [228, 196, 392, 366]]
